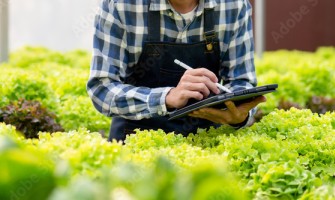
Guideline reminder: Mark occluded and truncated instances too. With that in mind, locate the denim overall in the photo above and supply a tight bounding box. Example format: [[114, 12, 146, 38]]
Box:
[[109, 8, 221, 141]]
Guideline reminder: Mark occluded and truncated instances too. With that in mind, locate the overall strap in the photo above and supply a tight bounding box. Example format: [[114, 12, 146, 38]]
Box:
[[203, 8, 216, 51], [203, 8, 216, 43], [204, 8, 215, 34], [148, 6, 161, 41], [147, 5, 217, 42]]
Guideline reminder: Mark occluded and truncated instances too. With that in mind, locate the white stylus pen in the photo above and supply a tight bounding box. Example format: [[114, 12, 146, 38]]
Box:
[[174, 59, 232, 93]]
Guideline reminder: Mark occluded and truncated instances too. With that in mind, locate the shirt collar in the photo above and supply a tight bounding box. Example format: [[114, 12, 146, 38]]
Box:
[[149, 0, 218, 12]]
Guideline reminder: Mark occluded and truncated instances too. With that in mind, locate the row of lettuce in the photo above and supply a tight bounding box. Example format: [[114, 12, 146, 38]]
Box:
[[255, 47, 335, 115], [1, 46, 335, 135], [0, 47, 111, 136], [0, 46, 335, 199], [1, 108, 335, 199]]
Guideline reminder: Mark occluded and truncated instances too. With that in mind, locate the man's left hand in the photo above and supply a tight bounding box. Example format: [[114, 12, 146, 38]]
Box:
[[188, 96, 266, 125]]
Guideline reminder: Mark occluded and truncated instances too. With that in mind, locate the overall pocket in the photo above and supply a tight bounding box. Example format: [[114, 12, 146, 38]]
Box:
[[159, 68, 185, 87]]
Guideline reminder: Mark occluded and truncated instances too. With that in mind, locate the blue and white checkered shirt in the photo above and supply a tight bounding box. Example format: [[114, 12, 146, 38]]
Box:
[[87, 0, 257, 120]]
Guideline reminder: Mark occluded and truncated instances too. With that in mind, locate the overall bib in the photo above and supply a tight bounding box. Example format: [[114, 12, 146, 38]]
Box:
[[109, 8, 221, 141]]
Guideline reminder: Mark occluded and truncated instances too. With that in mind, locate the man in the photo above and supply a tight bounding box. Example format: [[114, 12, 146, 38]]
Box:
[[87, 0, 266, 141]]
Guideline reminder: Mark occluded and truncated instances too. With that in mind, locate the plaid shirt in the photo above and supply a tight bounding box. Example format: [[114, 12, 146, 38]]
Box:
[[87, 0, 257, 120]]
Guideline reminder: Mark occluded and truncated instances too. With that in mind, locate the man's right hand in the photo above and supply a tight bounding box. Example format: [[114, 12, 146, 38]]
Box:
[[165, 68, 221, 109]]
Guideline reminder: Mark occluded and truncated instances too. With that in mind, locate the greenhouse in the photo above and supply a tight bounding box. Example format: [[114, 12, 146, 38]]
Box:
[[1, 0, 335, 199]]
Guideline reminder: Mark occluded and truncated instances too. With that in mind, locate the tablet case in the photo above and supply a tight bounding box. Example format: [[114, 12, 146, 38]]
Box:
[[168, 84, 278, 120]]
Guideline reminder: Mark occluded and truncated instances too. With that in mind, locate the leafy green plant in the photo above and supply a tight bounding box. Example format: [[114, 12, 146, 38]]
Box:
[[249, 161, 320, 199], [0, 108, 335, 199], [9, 46, 68, 68], [0, 135, 56, 200], [56, 96, 111, 134], [34, 128, 123, 177], [307, 96, 335, 114], [300, 185, 335, 200], [0, 99, 63, 138], [1, 47, 335, 200], [0, 46, 112, 133], [255, 47, 335, 118]]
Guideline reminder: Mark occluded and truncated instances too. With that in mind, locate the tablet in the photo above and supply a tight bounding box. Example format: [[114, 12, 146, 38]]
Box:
[[168, 84, 278, 120]]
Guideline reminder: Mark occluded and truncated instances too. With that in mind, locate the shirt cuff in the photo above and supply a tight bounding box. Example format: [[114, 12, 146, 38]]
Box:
[[148, 87, 173, 117]]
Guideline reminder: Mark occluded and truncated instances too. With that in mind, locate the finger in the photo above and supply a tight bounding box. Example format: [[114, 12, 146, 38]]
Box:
[[239, 96, 267, 110], [185, 68, 218, 83], [202, 108, 228, 123], [224, 101, 239, 114], [224, 100, 248, 123], [180, 82, 211, 97], [181, 75, 220, 94], [181, 90, 204, 101], [189, 113, 221, 123], [182, 74, 217, 89], [191, 108, 228, 124]]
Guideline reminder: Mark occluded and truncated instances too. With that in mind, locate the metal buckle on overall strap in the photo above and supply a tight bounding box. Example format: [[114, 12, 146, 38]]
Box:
[[203, 30, 217, 52]]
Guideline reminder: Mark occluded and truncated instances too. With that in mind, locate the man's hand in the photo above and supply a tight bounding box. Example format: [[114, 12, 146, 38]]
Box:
[[166, 68, 220, 109], [188, 95, 266, 125]]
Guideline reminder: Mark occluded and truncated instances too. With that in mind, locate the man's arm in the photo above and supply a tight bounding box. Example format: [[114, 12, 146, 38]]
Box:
[[190, 0, 263, 127], [220, 0, 257, 91], [224, 0, 258, 127], [87, 0, 172, 120]]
